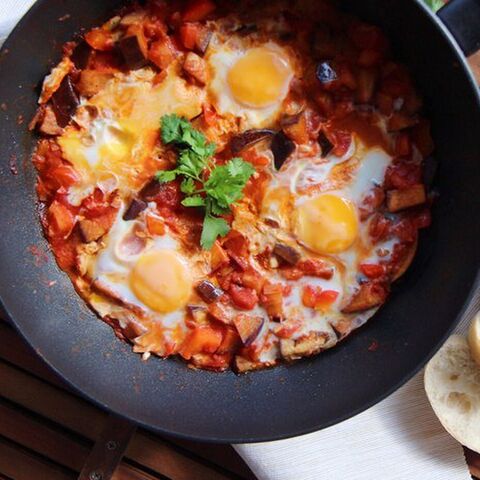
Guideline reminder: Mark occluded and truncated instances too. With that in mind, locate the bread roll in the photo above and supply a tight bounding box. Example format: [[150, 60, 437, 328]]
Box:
[[424, 335, 480, 453], [468, 313, 480, 367]]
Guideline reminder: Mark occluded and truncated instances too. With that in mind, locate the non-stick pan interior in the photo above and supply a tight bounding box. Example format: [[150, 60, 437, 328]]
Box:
[[0, 0, 478, 442]]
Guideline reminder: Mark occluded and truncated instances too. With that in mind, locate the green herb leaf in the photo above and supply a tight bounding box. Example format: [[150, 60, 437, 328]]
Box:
[[156, 170, 178, 183], [156, 115, 255, 249], [180, 177, 197, 195], [201, 213, 230, 250], [204, 158, 255, 209], [182, 195, 206, 207]]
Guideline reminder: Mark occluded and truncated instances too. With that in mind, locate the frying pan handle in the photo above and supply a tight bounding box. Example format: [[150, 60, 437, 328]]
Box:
[[438, 0, 480, 56]]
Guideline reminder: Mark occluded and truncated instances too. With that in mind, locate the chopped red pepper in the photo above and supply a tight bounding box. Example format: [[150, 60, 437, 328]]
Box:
[[360, 263, 386, 279], [229, 284, 258, 310], [302, 286, 339, 310]]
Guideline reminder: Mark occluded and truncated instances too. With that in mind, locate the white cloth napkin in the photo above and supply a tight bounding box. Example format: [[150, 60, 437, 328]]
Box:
[[1, 2, 477, 479]]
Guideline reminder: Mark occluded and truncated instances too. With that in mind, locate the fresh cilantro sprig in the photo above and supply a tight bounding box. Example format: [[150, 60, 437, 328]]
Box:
[[156, 114, 254, 250]]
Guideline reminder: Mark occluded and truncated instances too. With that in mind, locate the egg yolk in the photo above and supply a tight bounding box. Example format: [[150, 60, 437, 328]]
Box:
[[227, 48, 291, 108], [130, 250, 192, 313], [295, 194, 358, 254]]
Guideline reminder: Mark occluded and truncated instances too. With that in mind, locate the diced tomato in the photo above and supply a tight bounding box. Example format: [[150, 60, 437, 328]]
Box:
[[369, 214, 392, 243], [182, 0, 216, 22], [360, 264, 386, 279], [392, 218, 417, 243], [144, 19, 168, 40], [148, 37, 178, 70], [240, 147, 270, 168], [146, 212, 166, 236], [229, 284, 258, 310], [302, 286, 339, 310], [202, 103, 217, 127], [51, 238, 78, 271], [395, 133, 412, 157], [179, 22, 201, 50], [297, 259, 334, 279], [283, 113, 309, 145], [81, 189, 111, 218], [48, 200, 76, 238], [385, 162, 422, 190], [280, 266, 304, 281], [241, 268, 265, 294], [85, 28, 114, 51], [153, 180, 182, 209], [49, 164, 79, 189], [359, 187, 385, 221], [179, 326, 223, 360], [210, 241, 229, 271], [324, 129, 352, 157]]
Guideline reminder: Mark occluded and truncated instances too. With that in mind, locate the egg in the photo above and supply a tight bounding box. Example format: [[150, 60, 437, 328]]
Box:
[[207, 40, 294, 128], [89, 207, 195, 322], [58, 67, 205, 205], [257, 138, 403, 323], [294, 194, 359, 254], [130, 250, 192, 313]]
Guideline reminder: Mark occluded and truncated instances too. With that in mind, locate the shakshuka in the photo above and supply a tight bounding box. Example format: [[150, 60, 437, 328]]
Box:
[[31, 0, 433, 372]]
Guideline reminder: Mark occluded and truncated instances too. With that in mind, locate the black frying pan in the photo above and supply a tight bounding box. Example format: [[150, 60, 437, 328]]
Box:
[[0, 0, 479, 443]]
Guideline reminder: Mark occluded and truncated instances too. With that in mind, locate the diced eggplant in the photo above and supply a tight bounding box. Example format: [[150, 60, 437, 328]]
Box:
[[341, 282, 387, 313], [77, 70, 113, 97], [230, 129, 275, 154], [280, 113, 302, 128], [195, 28, 212, 55], [318, 130, 334, 157], [79, 218, 108, 243], [139, 179, 161, 201], [234, 355, 272, 373], [316, 61, 337, 84], [70, 40, 91, 69], [271, 131, 295, 169], [123, 198, 147, 221], [119, 35, 148, 69], [51, 75, 79, 128], [195, 280, 224, 303], [386, 184, 426, 213], [273, 243, 300, 266], [233, 314, 265, 346], [280, 331, 331, 361]]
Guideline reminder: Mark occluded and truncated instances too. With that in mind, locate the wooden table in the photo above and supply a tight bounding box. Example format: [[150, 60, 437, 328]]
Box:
[[1, 51, 480, 480]]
